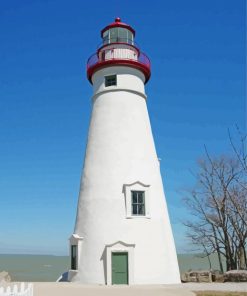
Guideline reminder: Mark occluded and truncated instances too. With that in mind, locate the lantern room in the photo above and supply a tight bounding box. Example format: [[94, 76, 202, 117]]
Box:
[[101, 17, 135, 45], [87, 18, 151, 84]]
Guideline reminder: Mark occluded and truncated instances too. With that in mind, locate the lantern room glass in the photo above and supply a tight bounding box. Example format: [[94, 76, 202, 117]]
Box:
[[102, 28, 133, 45]]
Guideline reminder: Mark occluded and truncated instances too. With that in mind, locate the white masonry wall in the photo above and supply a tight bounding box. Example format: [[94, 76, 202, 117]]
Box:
[[70, 66, 181, 284]]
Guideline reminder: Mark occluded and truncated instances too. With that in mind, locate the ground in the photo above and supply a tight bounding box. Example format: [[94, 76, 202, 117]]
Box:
[[196, 293, 247, 296], [32, 282, 247, 296], [1, 282, 247, 296]]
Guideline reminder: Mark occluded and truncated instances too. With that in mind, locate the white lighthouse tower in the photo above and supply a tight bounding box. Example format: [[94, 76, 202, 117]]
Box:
[[68, 18, 180, 285]]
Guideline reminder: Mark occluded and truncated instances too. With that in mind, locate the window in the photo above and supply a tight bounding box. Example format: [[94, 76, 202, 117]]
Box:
[[118, 27, 128, 43], [69, 234, 83, 279], [131, 191, 145, 216], [109, 27, 118, 43], [71, 245, 77, 270], [103, 30, 109, 45], [123, 181, 150, 218], [105, 75, 117, 87], [103, 28, 134, 44], [127, 30, 134, 45]]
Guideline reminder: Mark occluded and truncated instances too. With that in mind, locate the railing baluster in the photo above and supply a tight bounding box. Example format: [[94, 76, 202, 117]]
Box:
[[87, 48, 150, 70], [0, 283, 33, 296]]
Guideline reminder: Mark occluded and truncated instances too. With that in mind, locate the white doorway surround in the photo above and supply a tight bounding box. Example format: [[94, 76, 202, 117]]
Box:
[[105, 241, 135, 285]]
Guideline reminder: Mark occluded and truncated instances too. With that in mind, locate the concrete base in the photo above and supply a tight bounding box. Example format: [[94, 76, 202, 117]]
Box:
[[3, 282, 247, 296], [32, 283, 195, 296]]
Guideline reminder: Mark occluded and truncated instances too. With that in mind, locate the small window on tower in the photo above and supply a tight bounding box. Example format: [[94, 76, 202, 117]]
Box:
[[71, 245, 77, 270], [105, 75, 117, 87], [131, 191, 145, 216]]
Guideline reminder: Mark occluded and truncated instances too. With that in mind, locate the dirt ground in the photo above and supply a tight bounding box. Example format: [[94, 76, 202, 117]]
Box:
[[195, 292, 247, 296]]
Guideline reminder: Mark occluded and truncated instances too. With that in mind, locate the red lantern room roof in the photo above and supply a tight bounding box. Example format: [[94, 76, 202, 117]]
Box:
[[101, 17, 135, 37]]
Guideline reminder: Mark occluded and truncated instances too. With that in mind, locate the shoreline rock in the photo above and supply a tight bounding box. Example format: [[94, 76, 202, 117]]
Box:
[[181, 270, 219, 283], [0, 271, 11, 283], [224, 270, 247, 282]]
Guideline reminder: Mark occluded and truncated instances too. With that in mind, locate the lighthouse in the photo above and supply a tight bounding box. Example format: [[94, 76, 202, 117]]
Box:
[[68, 18, 180, 285]]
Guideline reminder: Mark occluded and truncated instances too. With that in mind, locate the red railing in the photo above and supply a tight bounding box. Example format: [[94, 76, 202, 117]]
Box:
[[87, 49, 151, 71], [86, 47, 151, 83]]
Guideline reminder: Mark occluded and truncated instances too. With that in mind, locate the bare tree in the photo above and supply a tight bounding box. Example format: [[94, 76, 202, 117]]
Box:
[[227, 127, 247, 269], [228, 126, 247, 173], [184, 155, 247, 272]]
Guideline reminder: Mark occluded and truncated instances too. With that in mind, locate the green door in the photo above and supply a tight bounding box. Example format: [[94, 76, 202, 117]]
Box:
[[112, 252, 128, 284]]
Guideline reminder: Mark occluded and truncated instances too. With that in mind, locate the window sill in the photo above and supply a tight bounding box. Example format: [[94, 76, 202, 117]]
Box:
[[126, 215, 151, 219], [104, 85, 117, 89]]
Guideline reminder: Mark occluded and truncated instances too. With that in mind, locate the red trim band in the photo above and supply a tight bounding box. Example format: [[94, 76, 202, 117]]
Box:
[[87, 59, 151, 84]]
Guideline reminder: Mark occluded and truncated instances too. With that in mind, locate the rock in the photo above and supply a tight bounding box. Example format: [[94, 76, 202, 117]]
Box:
[[0, 271, 11, 283], [182, 270, 213, 283], [224, 270, 247, 282], [213, 270, 224, 283]]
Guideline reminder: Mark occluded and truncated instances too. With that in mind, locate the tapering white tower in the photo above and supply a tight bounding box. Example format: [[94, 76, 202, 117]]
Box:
[[68, 18, 180, 285]]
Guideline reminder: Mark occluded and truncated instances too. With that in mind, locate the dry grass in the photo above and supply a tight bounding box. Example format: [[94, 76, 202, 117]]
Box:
[[195, 292, 247, 296]]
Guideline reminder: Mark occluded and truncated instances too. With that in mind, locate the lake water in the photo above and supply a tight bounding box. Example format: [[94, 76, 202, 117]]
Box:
[[0, 253, 225, 282], [0, 255, 70, 282]]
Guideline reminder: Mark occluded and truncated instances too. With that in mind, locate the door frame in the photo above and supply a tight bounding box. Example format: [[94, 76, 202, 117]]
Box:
[[111, 252, 129, 285], [105, 241, 135, 285]]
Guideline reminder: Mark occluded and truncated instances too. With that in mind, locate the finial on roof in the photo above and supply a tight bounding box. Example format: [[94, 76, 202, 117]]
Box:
[[115, 17, 121, 22]]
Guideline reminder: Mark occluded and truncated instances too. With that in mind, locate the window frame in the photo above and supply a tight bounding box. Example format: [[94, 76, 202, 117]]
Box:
[[123, 181, 151, 219], [105, 74, 117, 87], [131, 191, 145, 216], [69, 234, 83, 273], [71, 245, 77, 270]]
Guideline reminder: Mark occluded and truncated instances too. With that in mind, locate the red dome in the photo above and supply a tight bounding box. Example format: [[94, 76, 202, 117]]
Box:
[[101, 17, 135, 37]]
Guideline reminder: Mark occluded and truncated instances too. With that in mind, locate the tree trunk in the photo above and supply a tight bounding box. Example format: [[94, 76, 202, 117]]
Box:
[[217, 252, 224, 273], [224, 233, 236, 270], [212, 226, 224, 272], [239, 245, 246, 269]]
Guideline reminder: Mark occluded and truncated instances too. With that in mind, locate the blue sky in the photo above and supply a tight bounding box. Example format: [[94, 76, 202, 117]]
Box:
[[0, 0, 245, 255]]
